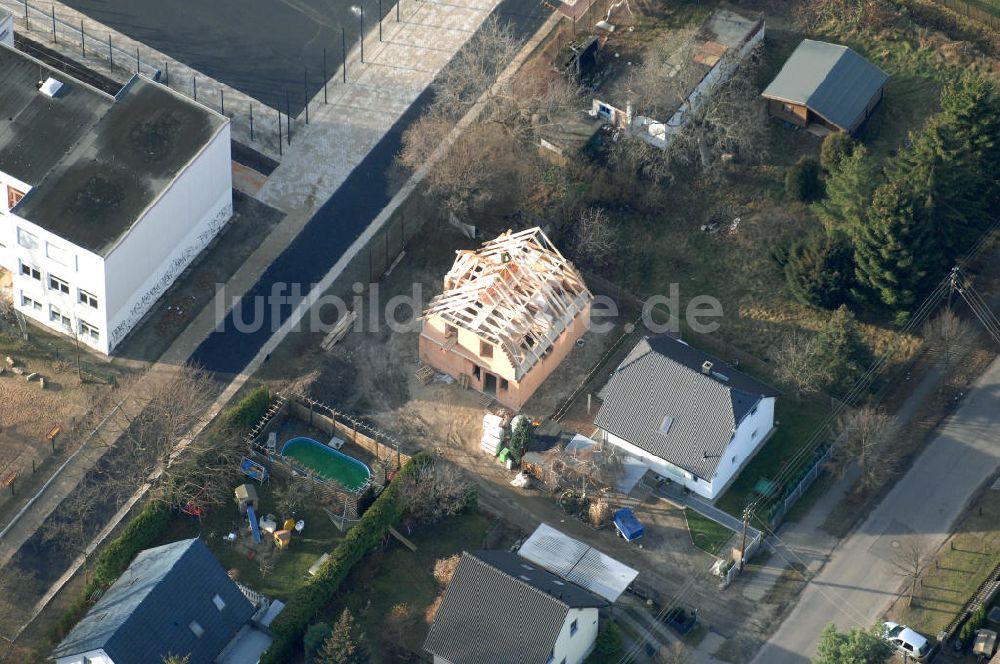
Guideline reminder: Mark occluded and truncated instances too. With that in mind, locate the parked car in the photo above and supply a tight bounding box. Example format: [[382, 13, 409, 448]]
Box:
[[883, 622, 931, 662]]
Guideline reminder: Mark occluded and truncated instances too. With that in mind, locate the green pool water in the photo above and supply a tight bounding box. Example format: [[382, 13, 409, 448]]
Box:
[[280, 437, 370, 491]]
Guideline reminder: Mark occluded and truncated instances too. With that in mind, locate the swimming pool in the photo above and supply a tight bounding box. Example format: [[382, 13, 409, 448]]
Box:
[[280, 437, 371, 492]]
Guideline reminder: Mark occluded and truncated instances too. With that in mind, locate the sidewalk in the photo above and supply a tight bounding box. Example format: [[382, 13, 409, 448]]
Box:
[[751, 354, 1000, 663], [0, 0, 545, 634]]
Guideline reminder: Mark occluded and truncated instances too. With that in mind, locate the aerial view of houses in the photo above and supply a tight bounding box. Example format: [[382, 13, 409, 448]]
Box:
[[0, 0, 999, 663]]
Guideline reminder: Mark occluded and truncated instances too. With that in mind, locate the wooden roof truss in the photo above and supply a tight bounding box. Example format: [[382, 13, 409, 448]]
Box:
[[422, 228, 593, 379]]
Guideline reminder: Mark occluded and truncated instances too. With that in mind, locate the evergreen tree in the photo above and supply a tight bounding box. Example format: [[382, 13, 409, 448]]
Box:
[[813, 624, 893, 664], [890, 116, 983, 258], [814, 144, 879, 238], [938, 71, 1000, 210], [852, 181, 941, 323], [317, 609, 369, 664], [784, 232, 855, 310], [304, 622, 332, 663], [786, 157, 824, 202], [813, 305, 871, 398], [820, 132, 855, 172]]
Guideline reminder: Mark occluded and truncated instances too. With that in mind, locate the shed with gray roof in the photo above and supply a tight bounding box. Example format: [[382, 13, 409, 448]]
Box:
[[762, 39, 889, 134]]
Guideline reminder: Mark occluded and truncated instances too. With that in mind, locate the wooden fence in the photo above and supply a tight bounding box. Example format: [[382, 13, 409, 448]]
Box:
[[931, 0, 1000, 30]]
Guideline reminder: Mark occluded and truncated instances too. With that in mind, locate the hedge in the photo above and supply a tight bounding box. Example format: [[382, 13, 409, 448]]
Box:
[[260, 452, 432, 664], [221, 385, 271, 430], [50, 500, 171, 642], [50, 387, 270, 644]]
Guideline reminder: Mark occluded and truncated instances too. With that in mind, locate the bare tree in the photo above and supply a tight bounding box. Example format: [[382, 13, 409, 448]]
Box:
[[571, 207, 619, 270], [923, 309, 978, 371], [611, 34, 769, 180], [272, 478, 314, 518], [890, 539, 932, 607], [398, 16, 583, 217], [433, 554, 461, 588], [773, 332, 827, 402], [833, 407, 902, 494], [398, 459, 475, 525]]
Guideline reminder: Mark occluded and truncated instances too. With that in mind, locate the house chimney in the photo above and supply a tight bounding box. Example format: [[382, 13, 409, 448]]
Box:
[[701, 360, 713, 375]]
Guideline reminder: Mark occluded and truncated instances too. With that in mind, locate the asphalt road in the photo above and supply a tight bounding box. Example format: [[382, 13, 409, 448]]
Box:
[[188, 0, 549, 374], [752, 354, 1000, 663]]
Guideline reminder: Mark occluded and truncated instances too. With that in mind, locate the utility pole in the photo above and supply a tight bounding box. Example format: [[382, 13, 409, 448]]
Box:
[[739, 504, 751, 572]]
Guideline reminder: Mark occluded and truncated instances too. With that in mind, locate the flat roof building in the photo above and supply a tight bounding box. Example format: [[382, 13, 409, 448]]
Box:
[[0, 43, 232, 354]]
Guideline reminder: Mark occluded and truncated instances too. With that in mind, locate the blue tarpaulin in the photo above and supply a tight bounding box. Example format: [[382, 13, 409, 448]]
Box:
[[613, 508, 644, 542]]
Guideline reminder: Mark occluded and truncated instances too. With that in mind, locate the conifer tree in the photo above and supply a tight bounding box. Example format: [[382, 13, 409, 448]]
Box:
[[316, 610, 369, 664], [814, 144, 879, 239]]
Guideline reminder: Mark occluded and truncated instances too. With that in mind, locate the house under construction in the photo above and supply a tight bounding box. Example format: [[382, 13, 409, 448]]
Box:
[[419, 228, 593, 410]]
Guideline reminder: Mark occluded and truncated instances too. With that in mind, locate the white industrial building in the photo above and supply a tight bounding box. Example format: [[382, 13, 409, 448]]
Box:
[[0, 9, 13, 47], [0, 43, 232, 355]]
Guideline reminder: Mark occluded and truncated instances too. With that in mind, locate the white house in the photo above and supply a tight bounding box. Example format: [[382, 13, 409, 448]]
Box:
[[0, 43, 232, 355], [595, 336, 778, 500], [424, 550, 608, 664]]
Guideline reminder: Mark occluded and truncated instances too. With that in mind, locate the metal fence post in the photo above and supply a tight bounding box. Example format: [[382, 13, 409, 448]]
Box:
[[277, 108, 282, 156], [360, 5, 364, 63], [323, 47, 328, 104], [342, 27, 347, 82], [193, 75, 197, 101], [220, 89, 225, 115], [250, 103, 255, 141], [108, 33, 113, 71], [379, 0, 382, 41], [51, 6, 55, 43], [80, 20, 85, 56], [136, 46, 140, 74], [303, 67, 309, 124]]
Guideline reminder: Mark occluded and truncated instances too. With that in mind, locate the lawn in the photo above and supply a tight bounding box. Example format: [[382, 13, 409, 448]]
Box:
[[153, 481, 343, 600], [889, 483, 1000, 637], [320, 511, 512, 663], [685, 509, 734, 556], [715, 398, 831, 520]]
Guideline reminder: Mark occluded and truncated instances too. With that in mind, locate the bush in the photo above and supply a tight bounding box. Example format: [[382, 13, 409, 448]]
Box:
[[959, 605, 987, 644], [261, 453, 432, 664], [222, 385, 271, 430], [589, 619, 624, 662], [303, 622, 331, 663], [820, 132, 855, 172], [784, 232, 855, 310], [786, 157, 824, 202]]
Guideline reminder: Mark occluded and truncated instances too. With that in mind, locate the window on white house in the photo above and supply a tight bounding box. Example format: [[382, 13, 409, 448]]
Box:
[[16, 227, 37, 249], [49, 275, 70, 295], [658, 415, 674, 435], [732, 455, 737, 464], [547, 651, 554, 664], [480, 340, 493, 358], [570, 619, 578, 636], [46, 242, 70, 266], [49, 306, 71, 329], [79, 289, 98, 309], [212, 594, 226, 611], [751, 429, 759, 440], [79, 320, 100, 343], [19, 262, 41, 281], [20, 293, 41, 312], [749, 405, 758, 416], [189, 621, 204, 638]]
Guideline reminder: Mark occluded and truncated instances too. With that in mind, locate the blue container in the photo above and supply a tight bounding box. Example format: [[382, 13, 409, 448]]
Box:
[[613, 508, 645, 542]]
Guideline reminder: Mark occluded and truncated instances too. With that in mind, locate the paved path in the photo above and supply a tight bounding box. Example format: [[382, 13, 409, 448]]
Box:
[[752, 354, 1000, 663], [0, 0, 553, 637]]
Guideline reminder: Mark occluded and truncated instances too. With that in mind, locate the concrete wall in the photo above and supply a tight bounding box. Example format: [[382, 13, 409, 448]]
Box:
[[419, 303, 591, 411], [552, 608, 599, 664], [601, 395, 776, 500], [103, 121, 232, 351]]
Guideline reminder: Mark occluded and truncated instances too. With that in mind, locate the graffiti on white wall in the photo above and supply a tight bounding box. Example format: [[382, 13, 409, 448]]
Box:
[[109, 202, 232, 349]]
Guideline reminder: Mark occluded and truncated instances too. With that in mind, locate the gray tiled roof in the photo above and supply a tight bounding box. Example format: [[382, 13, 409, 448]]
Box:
[[762, 39, 889, 131], [51, 538, 255, 664], [595, 336, 778, 480], [424, 550, 606, 664]]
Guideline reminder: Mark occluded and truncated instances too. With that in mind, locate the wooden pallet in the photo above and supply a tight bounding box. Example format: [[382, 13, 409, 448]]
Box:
[[415, 364, 434, 385]]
